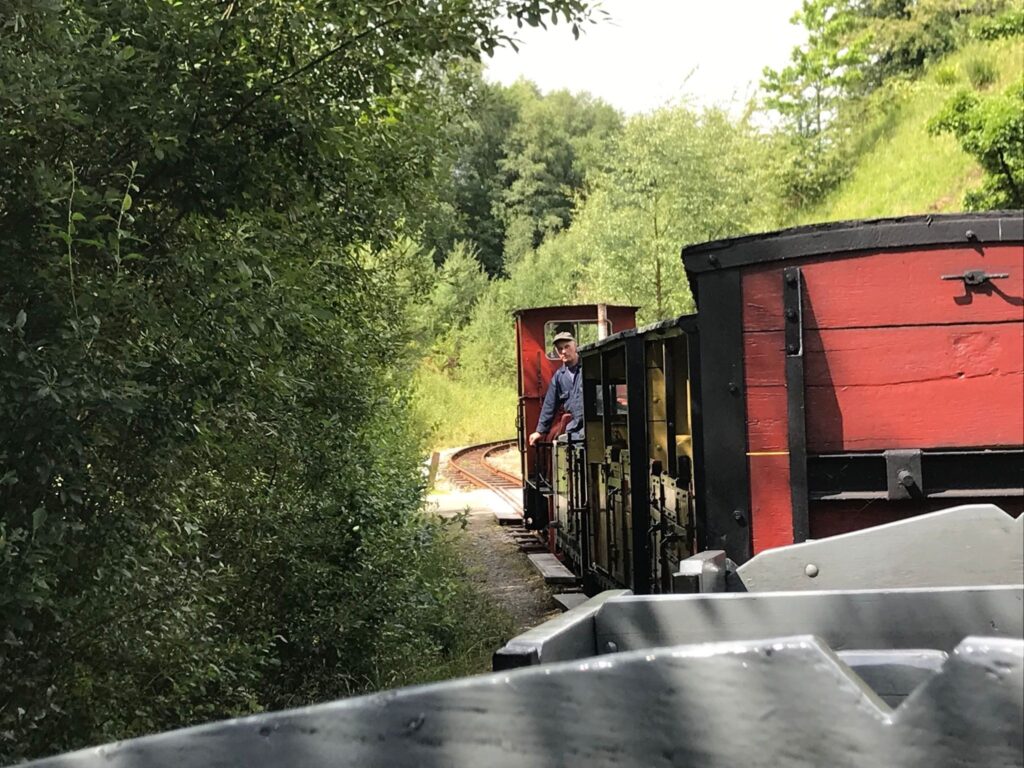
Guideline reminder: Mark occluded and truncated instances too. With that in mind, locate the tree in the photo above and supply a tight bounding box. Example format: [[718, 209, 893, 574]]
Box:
[[496, 82, 622, 263], [451, 105, 781, 386], [0, 0, 597, 760]]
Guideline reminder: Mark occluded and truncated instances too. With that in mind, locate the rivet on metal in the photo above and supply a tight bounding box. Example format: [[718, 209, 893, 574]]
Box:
[[965, 229, 977, 240], [605, 641, 618, 653], [805, 563, 819, 578], [708, 254, 719, 266], [785, 308, 797, 320], [727, 382, 739, 394], [785, 272, 798, 286], [787, 343, 799, 354]]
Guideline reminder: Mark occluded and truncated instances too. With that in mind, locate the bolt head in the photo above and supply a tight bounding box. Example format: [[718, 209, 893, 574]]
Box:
[[805, 563, 819, 578]]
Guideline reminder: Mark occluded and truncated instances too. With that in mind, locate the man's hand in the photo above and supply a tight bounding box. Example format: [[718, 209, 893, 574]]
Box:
[[528, 431, 543, 446]]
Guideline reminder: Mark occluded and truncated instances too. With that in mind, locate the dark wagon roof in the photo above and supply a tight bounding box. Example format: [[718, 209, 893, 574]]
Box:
[[511, 304, 639, 317], [578, 314, 697, 354], [681, 211, 1024, 275]]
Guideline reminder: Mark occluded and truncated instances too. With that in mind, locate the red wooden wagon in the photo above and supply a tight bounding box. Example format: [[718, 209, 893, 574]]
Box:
[[683, 211, 1024, 564]]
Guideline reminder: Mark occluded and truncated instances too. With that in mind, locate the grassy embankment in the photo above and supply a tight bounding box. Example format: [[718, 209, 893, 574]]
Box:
[[414, 366, 518, 451], [799, 37, 1024, 223]]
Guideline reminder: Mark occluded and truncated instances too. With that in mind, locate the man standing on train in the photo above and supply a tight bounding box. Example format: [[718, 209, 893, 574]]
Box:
[[528, 331, 584, 446]]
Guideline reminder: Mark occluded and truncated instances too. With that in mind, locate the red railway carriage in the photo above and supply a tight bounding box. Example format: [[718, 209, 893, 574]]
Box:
[[513, 305, 638, 530], [683, 211, 1024, 565]]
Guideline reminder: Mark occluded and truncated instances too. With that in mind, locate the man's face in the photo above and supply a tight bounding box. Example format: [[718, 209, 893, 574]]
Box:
[[554, 339, 578, 367]]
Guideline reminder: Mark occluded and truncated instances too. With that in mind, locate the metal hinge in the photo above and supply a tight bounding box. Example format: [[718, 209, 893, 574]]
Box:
[[941, 269, 1009, 286]]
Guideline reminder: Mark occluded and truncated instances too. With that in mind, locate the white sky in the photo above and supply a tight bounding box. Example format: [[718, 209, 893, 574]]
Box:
[[485, 0, 807, 114]]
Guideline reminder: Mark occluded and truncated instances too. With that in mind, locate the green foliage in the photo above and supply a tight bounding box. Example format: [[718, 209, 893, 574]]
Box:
[[564, 108, 778, 320], [0, 0, 596, 761], [496, 83, 622, 263], [423, 242, 492, 367], [444, 105, 781, 390], [419, 71, 520, 275], [972, 5, 1024, 40], [934, 63, 963, 85], [929, 75, 1024, 208], [420, 74, 622, 275]]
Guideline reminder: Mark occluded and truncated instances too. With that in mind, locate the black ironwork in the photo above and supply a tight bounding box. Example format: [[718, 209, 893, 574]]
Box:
[[625, 335, 651, 594], [784, 267, 810, 543], [941, 269, 1010, 286], [691, 270, 752, 563], [807, 449, 1024, 499]]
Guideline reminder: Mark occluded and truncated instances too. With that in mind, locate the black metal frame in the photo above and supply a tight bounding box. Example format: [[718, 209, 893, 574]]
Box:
[[807, 448, 1024, 500], [624, 334, 651, 594], [783, 267, 810, 543], [690, 270, 752, 563]]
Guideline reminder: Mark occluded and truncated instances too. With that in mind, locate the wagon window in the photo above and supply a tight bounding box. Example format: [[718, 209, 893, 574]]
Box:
[[611, 384, 628, 415], [544, 320, 608, 359]]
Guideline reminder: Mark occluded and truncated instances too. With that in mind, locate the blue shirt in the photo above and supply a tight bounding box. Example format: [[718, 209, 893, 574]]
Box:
[[535, 362, 583, 439]]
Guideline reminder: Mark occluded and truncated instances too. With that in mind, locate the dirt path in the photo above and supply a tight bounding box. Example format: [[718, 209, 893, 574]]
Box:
[[457, 508, 560, 634], [430, 461, 559, 635]]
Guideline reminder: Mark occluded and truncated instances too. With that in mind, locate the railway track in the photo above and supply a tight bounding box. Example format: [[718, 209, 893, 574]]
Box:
[[448, 440, 523, 512]]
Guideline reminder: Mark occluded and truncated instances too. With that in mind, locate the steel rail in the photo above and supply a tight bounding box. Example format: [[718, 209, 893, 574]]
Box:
[[449, 440, 522, 512]]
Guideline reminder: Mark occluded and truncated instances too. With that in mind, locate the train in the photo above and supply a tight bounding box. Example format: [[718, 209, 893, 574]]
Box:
[[516, 211, 1024, 594]]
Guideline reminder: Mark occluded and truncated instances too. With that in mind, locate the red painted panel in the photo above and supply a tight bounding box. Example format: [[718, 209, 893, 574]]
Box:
[[744, 324, 1024, 452], [748, 454, 794, 553], [743, 244, 1024, 332], [744, 331, 787, 452]]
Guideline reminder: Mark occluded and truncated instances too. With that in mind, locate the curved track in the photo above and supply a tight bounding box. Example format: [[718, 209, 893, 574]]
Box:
[[449, 440, 522, 512]]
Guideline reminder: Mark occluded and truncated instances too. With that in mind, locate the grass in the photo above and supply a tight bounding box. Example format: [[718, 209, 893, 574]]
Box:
[[797, 37, 1024, 224], [412, 365, 517, 451]]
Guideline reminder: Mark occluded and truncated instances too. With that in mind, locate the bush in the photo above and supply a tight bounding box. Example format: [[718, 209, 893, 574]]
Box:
[[929, 77, 1024, 209], [972, 8, 1024, 41]]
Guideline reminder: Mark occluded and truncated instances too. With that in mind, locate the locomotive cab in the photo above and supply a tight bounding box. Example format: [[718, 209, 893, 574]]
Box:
[[513, 306, 638, 537]]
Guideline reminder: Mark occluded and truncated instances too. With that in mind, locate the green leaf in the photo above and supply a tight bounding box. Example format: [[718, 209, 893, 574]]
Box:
[[32, 507, 47, 533], [15, 309, 26, 329]]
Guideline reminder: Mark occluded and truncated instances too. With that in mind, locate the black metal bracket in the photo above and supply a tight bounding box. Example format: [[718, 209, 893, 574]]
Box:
[[784, 267, 810, 543], [885, 449, 924, 500], [941, 269, 1009, 286]]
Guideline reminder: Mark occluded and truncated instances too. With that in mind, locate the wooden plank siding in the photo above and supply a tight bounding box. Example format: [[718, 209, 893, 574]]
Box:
[[741, 243, 1024, 554]]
